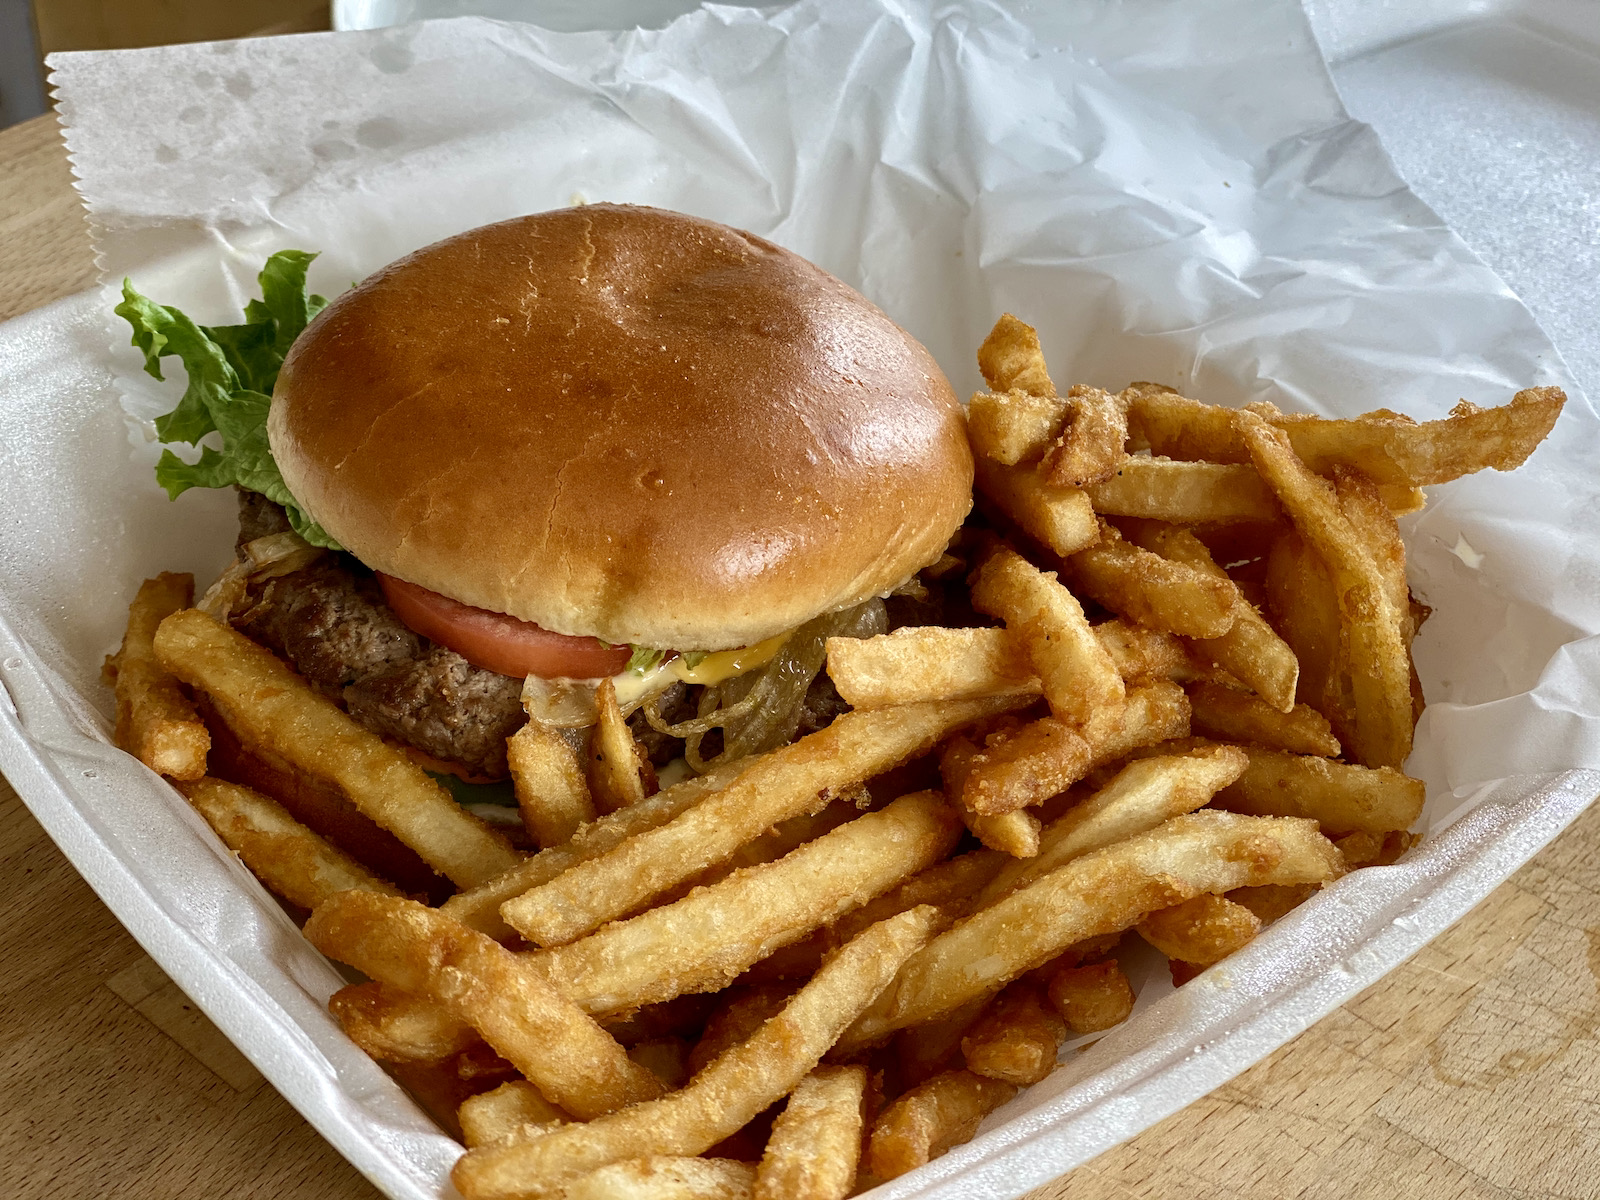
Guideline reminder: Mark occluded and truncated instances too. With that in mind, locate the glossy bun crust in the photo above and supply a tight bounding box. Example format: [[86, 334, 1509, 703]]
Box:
[[269, 205, 972, 650]]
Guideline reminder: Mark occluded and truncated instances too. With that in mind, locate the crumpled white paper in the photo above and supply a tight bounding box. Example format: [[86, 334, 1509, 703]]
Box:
[[1, 1, 1593, 1197]]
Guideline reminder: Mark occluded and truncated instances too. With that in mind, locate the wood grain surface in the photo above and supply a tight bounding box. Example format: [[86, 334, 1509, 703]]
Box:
[[1, 111, 1596, 1200]]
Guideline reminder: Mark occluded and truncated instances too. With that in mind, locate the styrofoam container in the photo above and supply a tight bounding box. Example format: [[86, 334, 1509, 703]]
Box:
[[5, 1, 1597, 1196]]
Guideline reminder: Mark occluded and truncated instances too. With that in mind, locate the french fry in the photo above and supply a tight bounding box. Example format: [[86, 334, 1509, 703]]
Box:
[[1086, 458, 1278, 524], [589, 678, 653, 813], [1123, 523, 1299, 712], [329, 981, 480, 1063], [975, 745, 1248, 908], [754, 1066, 867, 1200], [687, 984, 797, 1078], [563, 1158, 756, 1200], [844, 811, 1343, 1045], [1210, 746, 1426, 835], [523, 792, 963, 1015], [1186, 681, 1340, 757], [502, 697, 1023, 947], [459, 1080, 570, 1148], [1263, 529, 1345, 721], [955, 718, 1092, 816], [451, 908, 939, 1200], [967, 389, 1069, 465], [106, 574, 210, 779], [1237, 412, 1413, 768], [959, 979, 1067, 1085], [1335, 463, 1413, 638], [893, 995, 991, 1086], [822, 848, 1008, 959], [940, 735, 1041, 858], [628, 1038, 691, 1090], [1125, 384, 1564, 485], [178, 777, 401, 910], [1092, 619, 1200, 685], [506, 721, 596, 848], [977, 313, 1056, 397], [1227, 883, 1318, 923], [866, 1069, 1016, 1180], [1136, 894, 1261, 966], [971, 545, 1125, 737], [440, 759, 750, 938], [1068, 521, 1238, 639], [154, 609, 518, 889], [1047, 959, 1134, 1035], [973, 456, 1100, 557], [1044, 385, 1128, 487], [304, 892, 661, 1121]]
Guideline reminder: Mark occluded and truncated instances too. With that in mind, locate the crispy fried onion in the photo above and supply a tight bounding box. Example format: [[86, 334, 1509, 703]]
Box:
[[197, 531, 325, 621], [644, 598, 886, 773]]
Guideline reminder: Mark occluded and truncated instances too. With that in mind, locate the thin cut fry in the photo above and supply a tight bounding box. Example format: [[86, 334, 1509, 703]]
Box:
[[507, 721, 595, 848], [971, 545, 1125, 737], [1045, 385, 1128, 487], [106, 574, 210, 779], [179, 777, 402, 910], [867, 1070, 1016, 1180], [563, 1158, 755, 1200], [977, 313, 1055, 397], [687, 984, 796, 1078], [845, 811, 1343, 1044], [1237, 412, 1412, 768], [754, 1066, 867, 1200], [459, 1080, 570, 1148], [894, 996, 991, 1086], [503, 696, 1022, 947], [1263, 529, 1344, 722], [1047, 960, 1134, 1034], [304, 892, 661, 1121], [154, 609, 518, 889], [589, 679, 652, 813], [1187, 680, 1340, 757], [1068, 522, 1238, 639], [1086, 458, 1278, 523], [1211, 745, 1425, 835], [1136, 893, 1261, 966], [450, 907, 939, 1200], [973, 456, 1100, 557], [524, 792, 963, 1015], [967, 389, 1069, 465], [959, 979, 1066, 1085], [329, 981, 480, 1064], [941, 736, 1041, 858], [955, 718, 1092, 816]]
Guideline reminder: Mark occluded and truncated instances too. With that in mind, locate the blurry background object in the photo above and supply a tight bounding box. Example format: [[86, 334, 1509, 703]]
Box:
[[333, 0, 701, 32], [0, 0, 331, 129]]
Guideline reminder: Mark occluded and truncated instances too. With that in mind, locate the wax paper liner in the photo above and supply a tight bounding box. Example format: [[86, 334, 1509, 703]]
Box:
[[2, 1, 1595, 1196]]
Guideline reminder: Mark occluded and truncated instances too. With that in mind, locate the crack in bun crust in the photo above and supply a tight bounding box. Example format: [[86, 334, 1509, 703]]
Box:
[[269, 204, 973, 650]]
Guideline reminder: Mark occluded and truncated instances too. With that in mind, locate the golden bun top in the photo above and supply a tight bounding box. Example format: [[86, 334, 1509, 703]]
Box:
[[269, 204, 972, 650]]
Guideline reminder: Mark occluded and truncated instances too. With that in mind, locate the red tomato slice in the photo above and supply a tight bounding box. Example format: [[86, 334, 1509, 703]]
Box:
[[377, 573, 632, 680]]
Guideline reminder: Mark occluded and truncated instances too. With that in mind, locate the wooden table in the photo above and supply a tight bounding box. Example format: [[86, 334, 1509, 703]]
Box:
[[2, 110, 1596, 1199]]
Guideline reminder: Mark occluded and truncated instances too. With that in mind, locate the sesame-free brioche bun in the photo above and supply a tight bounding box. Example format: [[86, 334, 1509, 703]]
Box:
[[269, 204, 972, 651]]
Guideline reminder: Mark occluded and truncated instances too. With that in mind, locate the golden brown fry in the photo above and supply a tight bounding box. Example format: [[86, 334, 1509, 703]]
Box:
[[1086, 458, 1278, 523], [1186, 681, 1340, 757], [845, 811, 1343, 1044], [973, 456, 1101, 557], [1226, 883, 1319, 923], [1092, 619, 1200, 685], [754, 1066, 867, 1200], [1211, 746, 1425, 835], [1068, 522, 1237, 639], [977, 313, 1056, 397], [524, 792, 963, 1015], [1237, 412, 1413, 768], [959, 979, 1066, 1085], [977, 745, 1248, 908], [941, 736, 1041, 858], [459, 1080, 570, 1148], [155, 609, 518, 889], [1137, 894, 1261, 967], [179, 777, 401, 910], [957, 718, 1092, 816], [1047, 960, 1134, 1035], [1263, 529, 1345, 721], [967, 389, 1070, 465], [304, 892, 660, 1121], [504, 697, 1022, 947], [507, 721, 595, 848], [867, 1070, 1016, 1180], [971, 545, 1125, 737], [687, 984, 797, 1078], [1335, 464, 1412, 634], [440, 759, 751, 939], [894, 996, 991, 1086], [107, 574, 210, 779], [450, 908, 938, 1200], [589, 679, 652, 814], [330, 981, 480, 1064], [1124, 523, 1298, 712], [1045, 385, 1128, 487], [1125, 384, 1564, 485], [826, 849, 1008, 953], [563, 1158, 756, 1200]]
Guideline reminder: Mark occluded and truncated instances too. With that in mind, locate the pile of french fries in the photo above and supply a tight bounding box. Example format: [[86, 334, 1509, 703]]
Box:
[[104, 313, 1563, 1198]]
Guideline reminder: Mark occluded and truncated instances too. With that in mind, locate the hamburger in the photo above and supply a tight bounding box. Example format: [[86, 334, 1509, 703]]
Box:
[[121, 204, 973, 788]]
